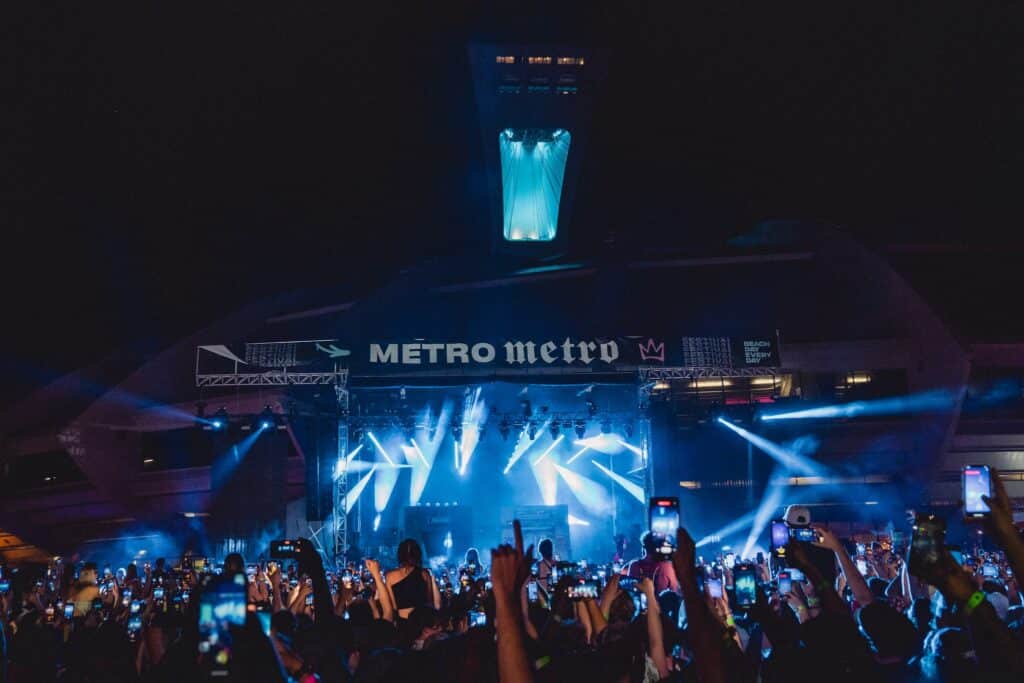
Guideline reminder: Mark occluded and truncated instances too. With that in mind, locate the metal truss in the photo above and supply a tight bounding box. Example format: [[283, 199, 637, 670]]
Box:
[[332, 382, 350, 569], [639, 366, 781, 382], [196, 370, 348, 387]]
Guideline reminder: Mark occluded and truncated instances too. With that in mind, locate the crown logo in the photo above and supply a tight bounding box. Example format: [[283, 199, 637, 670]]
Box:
[[638, 339, 665, 362]]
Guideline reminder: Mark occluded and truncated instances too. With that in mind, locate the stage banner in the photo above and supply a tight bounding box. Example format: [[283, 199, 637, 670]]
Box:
[[361, 336, 679, 371], [680, 335, 779, 368]]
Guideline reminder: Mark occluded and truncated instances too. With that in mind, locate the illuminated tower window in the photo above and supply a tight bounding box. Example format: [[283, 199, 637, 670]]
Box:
[[500, 128, 571, 242]]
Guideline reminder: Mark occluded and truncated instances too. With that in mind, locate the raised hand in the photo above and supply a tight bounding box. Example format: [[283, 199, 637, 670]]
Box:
[[491, 520, 534, 601], [811, 526, 841, 553]]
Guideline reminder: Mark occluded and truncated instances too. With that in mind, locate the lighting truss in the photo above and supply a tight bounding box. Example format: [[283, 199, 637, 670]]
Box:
[[639, 366, 781, 382], [196, 369, 348, 387]]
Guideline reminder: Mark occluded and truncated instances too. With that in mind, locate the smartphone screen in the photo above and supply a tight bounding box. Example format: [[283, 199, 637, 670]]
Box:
[[855, 559, 868, 575], [788, 568, 805, 582], [527, 580, 539, 603], [468, 610, 487, 627], [64, 603, 74, 619], [777, 571, 793, 595], [153, 587, 165, 600], [131, 600, 142, 615], [724, 553, 735, 569], [770, 520, 789, 557], [790, 527, 818, 543], [707, 578, 723, 599], [983, 563, 999, 578], [734, 566, 757, 608], [909, 514, 946, 576], [198, 579, 247, 677], [269, 540, 299, 559], [618, 577, 638, 592], [963, 466, 992, 518], [649, 497, 680, 555]]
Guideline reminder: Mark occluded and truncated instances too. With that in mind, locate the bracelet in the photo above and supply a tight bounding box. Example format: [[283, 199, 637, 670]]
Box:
[[805, 597, 820, 608], [725, 615, 735, 627], [965, 591, 986, 614]]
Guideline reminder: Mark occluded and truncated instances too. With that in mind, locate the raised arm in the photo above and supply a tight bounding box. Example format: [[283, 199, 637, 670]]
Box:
[[983, 468, 1024, 583], [673, 527, 727, 683], [640, 577, 671, 680], [813, 527, 873, 607], [491, 520, 535, 683], [365, 559, 393, 622]]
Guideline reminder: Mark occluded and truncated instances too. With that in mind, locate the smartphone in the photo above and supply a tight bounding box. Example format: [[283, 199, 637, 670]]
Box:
[[787, 568, 805, 582], [707, 578, 723, 599], [790, 527, 818, 543], [909, 513, 947, 576], [618, 577, 639, 592], [734, 564, 757, 608], [770, 520, 789, 558], [269, 540, 301, 559], [198, 579, 247, 677], [153, 587, 165, 600], [569, 580, 599, 600], [468, 610, 487, 627], [193, 558, 207, 573], [45, 606, 55, 623], [64, 603, 75, 619], [950, 550, 964, 565], [256, 610, 272, 636], [855, 558, 868, 575], [0, 581, 10, 592], [527, 580, 539, 603], [131, 600, 142, 615], [777, 571, 793, 595], [724, 553, 736, 570], [982, 563, 999, 578], [649, 497, 680, 555], [856, 543, 866, 556], [123, 589, 132, 602], [963, 465, 993, 518]]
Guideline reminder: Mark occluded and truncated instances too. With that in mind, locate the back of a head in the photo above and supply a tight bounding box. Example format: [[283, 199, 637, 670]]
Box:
[[397, 539, 423, 568], [857, 602, 920, 660], [224, 553, 245, 576], [538, 538, 553, 560], [465, 547, 479, 565], [640, 531, 657, 554]]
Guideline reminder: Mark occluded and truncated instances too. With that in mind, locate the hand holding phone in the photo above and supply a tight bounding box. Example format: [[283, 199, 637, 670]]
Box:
[[734, 564, 757, 608], [649, 497, 680, 555]]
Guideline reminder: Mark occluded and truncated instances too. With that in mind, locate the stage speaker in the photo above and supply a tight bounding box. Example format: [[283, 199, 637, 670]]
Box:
[[297, 413, 340, 522], [403, 505, 473, 560]]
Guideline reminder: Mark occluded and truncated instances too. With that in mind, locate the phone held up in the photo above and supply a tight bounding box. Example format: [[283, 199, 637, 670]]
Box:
[[909, 513, 947, 576], [733, 563, 757, 609], [649, 497, 680, 556], [962, 465, 993, 519]]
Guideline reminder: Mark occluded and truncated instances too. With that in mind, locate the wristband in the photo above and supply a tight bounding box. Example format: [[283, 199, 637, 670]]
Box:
[[725, 615, 735, 627], [965, 591, 986, 614], [806, 597, 820, 608], [534, 655, 551, 670]]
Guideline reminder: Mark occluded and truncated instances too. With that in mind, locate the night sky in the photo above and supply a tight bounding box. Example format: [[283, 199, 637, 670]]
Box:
[[2, 1, 1022, 407]]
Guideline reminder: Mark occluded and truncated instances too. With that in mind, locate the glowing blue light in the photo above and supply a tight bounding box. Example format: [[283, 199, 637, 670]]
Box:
[[760, 389, 957, 421], [261, 421, 272, 430], [501, 128, 571, 242], [367, 432, 396, 466], [373, 513, 381, 532], [531, 434, 564, 465], [590, 460, 646, 504], [716, 418, 826, 478], [211, 420, 224, 430]]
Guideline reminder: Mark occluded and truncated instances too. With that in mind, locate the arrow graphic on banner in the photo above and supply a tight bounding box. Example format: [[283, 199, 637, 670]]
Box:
[[316, 343, 351, 358]]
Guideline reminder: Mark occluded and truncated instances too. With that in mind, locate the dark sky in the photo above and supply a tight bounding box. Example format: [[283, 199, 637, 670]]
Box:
[[2, 1, 1023, 405]]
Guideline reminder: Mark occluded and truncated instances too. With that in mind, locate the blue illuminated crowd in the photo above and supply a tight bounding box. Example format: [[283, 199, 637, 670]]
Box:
[[2, 472, 1024, 681]]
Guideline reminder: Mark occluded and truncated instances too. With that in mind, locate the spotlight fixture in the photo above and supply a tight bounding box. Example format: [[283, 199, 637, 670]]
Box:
[[549, 422, 560, 440], [600, 419, 612, 434], [521, 399, 533, 419], [499, 419, 511, 441], [527, 421, 538, 441], [253, 405, 275, 431], [574, 420, 586, 439], [452, 421, 463, 442], [586, 399, 598, 417], [210, 407, 229, 431]]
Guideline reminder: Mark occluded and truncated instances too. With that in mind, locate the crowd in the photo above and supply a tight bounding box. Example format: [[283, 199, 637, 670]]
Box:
[[2, 470, 1024, 682]]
